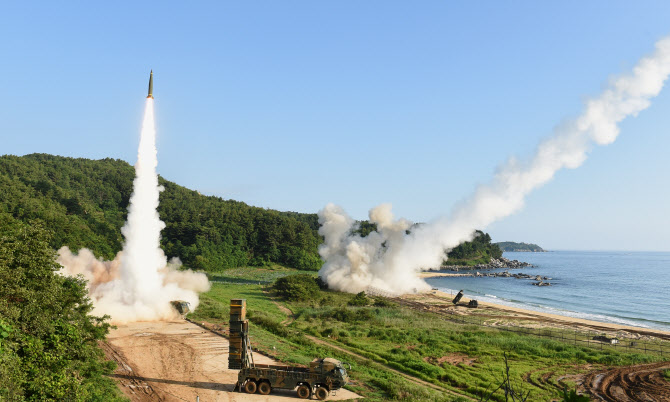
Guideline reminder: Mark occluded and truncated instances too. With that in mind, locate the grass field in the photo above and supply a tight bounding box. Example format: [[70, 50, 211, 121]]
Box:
[[188, 267, 665, 401]]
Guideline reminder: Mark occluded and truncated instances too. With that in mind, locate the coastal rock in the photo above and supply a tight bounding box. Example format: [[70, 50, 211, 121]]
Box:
[[532, 281, 551, 286], [443, 257, 533, 271]]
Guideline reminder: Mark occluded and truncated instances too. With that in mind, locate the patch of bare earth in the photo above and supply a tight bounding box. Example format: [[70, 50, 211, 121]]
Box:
[[581, 361, 670, 402], [104, 320, 360, 401], [424, 353, 476, 367]]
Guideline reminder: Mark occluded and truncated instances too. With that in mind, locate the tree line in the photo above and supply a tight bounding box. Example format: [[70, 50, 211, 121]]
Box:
[[0, 154, 501, 272], [0, 154, 322, 271]]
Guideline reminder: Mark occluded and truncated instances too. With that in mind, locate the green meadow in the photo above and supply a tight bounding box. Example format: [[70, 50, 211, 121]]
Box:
[[189, 267, 665, 401]]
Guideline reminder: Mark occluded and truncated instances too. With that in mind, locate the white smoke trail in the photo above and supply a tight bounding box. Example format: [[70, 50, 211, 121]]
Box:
[[319, 37, 670, 295], [59, 98, 210, 323]]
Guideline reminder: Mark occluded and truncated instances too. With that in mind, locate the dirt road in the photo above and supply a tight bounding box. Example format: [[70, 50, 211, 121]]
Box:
[[104, 321, 360, 401]]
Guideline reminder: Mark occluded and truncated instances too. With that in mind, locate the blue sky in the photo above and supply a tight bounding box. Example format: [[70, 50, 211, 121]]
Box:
[[1, 2, 670, 251]]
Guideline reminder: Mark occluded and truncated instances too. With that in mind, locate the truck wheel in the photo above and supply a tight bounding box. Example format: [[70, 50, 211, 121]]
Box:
[[296, 384, 311, 399], [244, 380, 257, 394], [315, 386, 329, 400], [258, 381, 271, 395]]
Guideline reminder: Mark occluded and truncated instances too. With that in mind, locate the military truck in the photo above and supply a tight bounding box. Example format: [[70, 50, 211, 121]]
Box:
[[229, 299, 349, 400], [170, 300, 190, 315]]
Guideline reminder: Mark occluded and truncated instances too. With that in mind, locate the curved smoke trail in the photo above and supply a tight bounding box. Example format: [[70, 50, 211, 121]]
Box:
[[59, 98, 210, 323], [319, 37, 670, 295]]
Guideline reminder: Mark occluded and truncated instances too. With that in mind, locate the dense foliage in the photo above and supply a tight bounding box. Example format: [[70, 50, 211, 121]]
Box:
[[348, 291, 371, 306], [273, 274, 321, 301], [495, 241, 545, 252], [0, 213, 124, 401], [0, 154, 322, 271], [0, 153, 503, 273], [444, 230, 503, 265]]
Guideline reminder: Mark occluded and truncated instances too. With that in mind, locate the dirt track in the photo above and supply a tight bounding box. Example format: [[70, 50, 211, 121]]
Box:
[[582, 361, 670, 402], [401, 292, 670, 401], [104, 321, 360, 401]]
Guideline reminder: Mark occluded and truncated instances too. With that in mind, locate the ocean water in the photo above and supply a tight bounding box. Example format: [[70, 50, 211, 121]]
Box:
[[425, 251, 670, 331]]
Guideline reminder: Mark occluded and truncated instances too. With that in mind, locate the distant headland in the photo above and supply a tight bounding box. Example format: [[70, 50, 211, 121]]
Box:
[[495, 241, 546, 252]]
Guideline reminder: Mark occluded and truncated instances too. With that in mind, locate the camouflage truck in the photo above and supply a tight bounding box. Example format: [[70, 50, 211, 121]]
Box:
[[170, 300, 190, 315], [237, 358, 349, 400], [229, 299, 349, 400]]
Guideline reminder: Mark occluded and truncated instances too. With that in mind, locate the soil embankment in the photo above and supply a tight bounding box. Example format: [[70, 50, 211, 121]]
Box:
[[104, 321, 360, 401]]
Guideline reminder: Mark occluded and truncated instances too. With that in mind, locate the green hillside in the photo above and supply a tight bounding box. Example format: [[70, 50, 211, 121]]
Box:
[[444, 230, 503, 265], [0, 154, 321, 271], [495, 241, 545, 252], [0, 153, 505, 273]]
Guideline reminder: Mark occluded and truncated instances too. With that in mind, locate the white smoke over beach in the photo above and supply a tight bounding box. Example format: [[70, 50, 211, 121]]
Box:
[[59, 99, 210, 323], [319, 37, 670, 295]]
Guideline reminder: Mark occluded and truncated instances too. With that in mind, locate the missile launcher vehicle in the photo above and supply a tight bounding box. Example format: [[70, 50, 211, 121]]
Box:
[[229, 299, 350, 400], [170, 300, 190, 315]]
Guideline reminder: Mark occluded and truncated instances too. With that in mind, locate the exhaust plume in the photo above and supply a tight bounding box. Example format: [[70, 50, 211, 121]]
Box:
[[59, 98, 210, 323], [319, 37, 670, 295]]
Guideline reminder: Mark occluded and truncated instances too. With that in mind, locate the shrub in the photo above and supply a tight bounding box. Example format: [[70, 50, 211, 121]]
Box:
[[319, 295, 334, 306], [249, 314, 289, 337], [348, 292, 370, 306], [273, 274, 320, 301], [316, 276, 329, 289], [372, 297, 397, 308]]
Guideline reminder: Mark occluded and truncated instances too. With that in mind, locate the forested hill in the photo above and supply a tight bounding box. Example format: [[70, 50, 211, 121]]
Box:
[[0, 154, 321, 271], [495, 241, 545, 252]]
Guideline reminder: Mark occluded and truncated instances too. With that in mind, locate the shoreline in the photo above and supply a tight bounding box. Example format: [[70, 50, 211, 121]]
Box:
[[405, 289, 670, 340], [420, 271, 473, 278]]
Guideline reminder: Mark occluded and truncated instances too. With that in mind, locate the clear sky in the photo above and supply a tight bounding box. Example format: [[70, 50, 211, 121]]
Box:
[[1, 1, 669, 251]]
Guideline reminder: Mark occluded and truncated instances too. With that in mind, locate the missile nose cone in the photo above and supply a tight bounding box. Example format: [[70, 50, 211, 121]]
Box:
[[147, 70, 154, 99]]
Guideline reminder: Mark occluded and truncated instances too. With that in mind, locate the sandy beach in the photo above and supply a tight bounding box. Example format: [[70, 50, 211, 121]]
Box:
[[419, 271, 473, 278], [404, 288, 670, 341]]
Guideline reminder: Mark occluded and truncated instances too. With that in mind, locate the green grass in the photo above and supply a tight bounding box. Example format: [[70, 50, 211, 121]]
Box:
[[663, 369, 670, 382], [206, 265, 316, 284], [188, 276, 667, 401], [188, 282, 460, 401]]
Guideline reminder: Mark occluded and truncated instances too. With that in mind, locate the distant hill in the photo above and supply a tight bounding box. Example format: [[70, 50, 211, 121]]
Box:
[[495, 241, 545, 252], [0, 154, 321, 271]]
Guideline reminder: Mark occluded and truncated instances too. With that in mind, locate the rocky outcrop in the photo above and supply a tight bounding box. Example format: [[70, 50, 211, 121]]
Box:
[[443, 257, 533, 271], [472, 270, 551, 280], [430, 258, 555, 287]]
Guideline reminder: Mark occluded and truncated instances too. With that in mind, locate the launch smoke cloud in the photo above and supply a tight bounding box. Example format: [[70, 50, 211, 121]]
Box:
[[319, 37, 670, 295], [59, 96, 210, 323]]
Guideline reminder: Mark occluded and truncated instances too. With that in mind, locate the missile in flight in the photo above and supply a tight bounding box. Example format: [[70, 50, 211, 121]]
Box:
[[147, 70, 154, 99]]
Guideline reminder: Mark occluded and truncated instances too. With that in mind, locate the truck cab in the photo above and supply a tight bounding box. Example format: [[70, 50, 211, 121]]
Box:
[[310, 358, 349, 390]]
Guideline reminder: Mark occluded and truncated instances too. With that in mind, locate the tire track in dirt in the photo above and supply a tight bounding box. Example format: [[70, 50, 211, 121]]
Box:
[[582, 361, 670, 401], [272, 301, 295, 326], [101, 341, 165, 401]]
